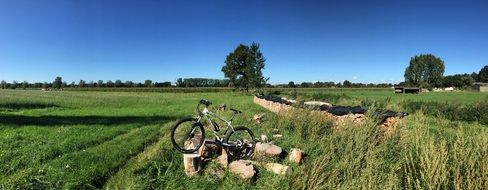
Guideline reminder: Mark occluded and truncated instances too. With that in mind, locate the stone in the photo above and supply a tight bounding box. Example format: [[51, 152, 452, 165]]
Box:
[[217, 148, 229, 168], [383, 117, 396, 127], [218, 104, 227, 111], [255, 142, 282, 157], [288, 148, 304, 164], [272, 134, 283, 138], [183, 154, 202, 176], [198, 140, 221, 159], [183, 134, 202, 152], [253, 113, 266, 124], [264, 163, 292, 176], [229, 160, 255, 180], [260, 134, 269, 143]]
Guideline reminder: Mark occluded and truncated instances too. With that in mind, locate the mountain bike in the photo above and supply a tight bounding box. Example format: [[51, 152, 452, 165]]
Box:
[[170, 99, 255, 159]]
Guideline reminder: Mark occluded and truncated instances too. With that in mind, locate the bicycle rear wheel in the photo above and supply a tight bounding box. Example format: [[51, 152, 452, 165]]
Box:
[[224, 126, 255, 159], [170, 117, 205, 154]]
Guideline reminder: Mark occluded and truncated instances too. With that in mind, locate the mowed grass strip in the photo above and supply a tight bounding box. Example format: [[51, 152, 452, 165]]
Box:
[[0, 124, 135, 177], [2, 124, 165, 189]]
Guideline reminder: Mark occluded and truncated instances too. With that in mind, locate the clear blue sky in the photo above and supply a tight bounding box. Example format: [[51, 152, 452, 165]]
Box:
[[1, 0, 487, 84]]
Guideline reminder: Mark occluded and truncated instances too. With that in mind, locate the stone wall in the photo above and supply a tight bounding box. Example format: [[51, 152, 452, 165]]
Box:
[[253, 96, 293, 114], [254, 96, 365, 127]]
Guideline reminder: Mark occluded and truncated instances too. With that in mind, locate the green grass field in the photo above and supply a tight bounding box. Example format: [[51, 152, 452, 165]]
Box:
[[1, 89, 488, 189]]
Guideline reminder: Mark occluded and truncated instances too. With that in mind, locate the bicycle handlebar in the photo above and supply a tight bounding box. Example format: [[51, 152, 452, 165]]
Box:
[[196, 99, 242, 118]]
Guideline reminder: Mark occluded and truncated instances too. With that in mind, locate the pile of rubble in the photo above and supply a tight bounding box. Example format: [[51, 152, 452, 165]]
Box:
[[254, 94, 408, 129]]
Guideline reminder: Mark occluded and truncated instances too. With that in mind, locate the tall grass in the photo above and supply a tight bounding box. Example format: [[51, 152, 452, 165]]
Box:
[[280, 110, 488, 189]]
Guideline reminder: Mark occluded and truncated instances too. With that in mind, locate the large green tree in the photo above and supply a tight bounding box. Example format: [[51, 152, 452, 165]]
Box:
[[222, 42, 268, 91], [478, 65, 488, 82], [404, 54, 445, 88]]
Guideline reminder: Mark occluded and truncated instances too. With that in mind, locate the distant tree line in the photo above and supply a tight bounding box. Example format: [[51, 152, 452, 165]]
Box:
[[272, 80, 394, 88], [0, 77, 173, 90], [175, 78, 230, 87]]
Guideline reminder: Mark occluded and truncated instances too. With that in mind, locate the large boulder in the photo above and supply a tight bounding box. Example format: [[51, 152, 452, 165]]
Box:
[[229, 160, 255, 180], [255, 142, 282, 157]]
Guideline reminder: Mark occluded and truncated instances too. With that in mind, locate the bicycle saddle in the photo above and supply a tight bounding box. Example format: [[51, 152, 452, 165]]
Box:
[[200, 99, 212, 106]]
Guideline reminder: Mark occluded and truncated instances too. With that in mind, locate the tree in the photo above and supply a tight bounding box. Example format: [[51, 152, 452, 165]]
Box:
[[106, 80, 114, 87], [222, 42, 268, 91], [98, 80, 104, 87], [470, 72, 479, 82], [125, 81, 134, 87], [78, 80, 86, 88], [21, 81, 28, 90], [144, 80, 153, 87], [115, 80, 123, 87], [53, 76, 62, 89], [43, 82, 49, 89], [443, 74, 474, 88], [478, 65, 488, 82], [288, 81, 295, 88], [343, 80, 352, 88], [1, 80, 6, 89], [11, 81, 18, 89], [404, 54, 445, 88], [301, 82, 312, 88]]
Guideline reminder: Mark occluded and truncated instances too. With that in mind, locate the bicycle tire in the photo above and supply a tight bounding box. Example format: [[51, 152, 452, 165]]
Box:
[[224, 126, 256, 159], [170, 117, 205, 154]]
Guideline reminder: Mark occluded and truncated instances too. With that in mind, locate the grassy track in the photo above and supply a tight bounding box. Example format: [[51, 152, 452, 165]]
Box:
[[1, 89, 487, 189]]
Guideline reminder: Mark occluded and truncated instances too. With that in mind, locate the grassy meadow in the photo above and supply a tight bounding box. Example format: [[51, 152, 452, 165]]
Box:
[[1, 89, 488, 189]]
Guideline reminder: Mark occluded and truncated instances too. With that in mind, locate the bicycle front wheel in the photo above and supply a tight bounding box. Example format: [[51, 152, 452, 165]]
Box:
[[224, 126, 255, 160], [170, 117, 205, 154]]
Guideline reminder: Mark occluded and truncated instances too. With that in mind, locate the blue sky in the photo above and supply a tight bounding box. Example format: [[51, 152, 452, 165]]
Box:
[[1, 0, 487, 84]]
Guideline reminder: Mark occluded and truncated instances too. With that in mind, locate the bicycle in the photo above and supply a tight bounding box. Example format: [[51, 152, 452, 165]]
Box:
[[170, 99, 256, 159]]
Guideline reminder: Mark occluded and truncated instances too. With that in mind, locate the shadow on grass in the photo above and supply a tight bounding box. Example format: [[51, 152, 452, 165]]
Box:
[[0, 114, 178, 126], [0, 102, 60, 110]]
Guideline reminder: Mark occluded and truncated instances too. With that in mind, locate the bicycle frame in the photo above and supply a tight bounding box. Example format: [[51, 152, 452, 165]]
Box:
[[196, 107, 236, 141]]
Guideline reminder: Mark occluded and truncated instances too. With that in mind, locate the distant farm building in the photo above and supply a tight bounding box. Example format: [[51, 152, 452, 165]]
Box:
[[475, 83, 488, 92], [394, 87, 421, 94]]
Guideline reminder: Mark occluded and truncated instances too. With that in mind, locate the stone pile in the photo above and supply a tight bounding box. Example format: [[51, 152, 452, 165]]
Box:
[[183, 139, 303, 180]]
